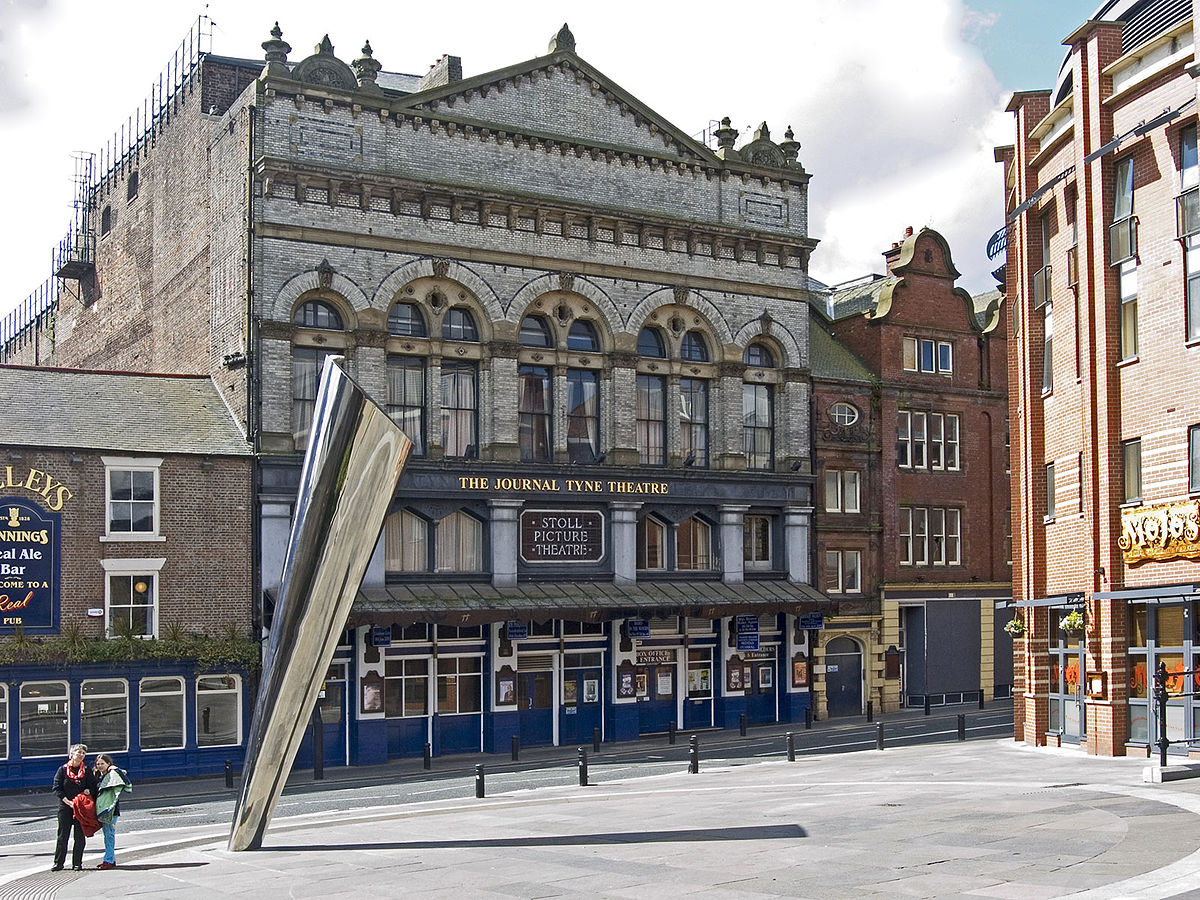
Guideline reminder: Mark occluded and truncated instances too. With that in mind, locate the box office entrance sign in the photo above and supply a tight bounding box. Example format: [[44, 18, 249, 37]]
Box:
[[0, 497, 61, 633], [520, 509, 605, 564]]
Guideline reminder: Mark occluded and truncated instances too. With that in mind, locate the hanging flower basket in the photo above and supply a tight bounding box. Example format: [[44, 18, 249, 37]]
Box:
[[1059, 610, 1085, 634], [1003, 618, 1026, 638]]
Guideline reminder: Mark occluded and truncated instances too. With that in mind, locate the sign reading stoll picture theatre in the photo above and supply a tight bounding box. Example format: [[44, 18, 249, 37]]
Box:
[[520, 509, 605, 564]]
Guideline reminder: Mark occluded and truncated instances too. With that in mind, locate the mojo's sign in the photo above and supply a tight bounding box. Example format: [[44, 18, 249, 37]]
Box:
[[1, 498, 62, 633], [1119, 500, 1200, 564], [520, 510, 605, 564]]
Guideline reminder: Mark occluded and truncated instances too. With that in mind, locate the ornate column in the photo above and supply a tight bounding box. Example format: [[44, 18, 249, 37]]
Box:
[[489, 499, 524, 587], [783, 506, 814, 583], [610, 500, 642, 586], [719, 504, 750, 584]]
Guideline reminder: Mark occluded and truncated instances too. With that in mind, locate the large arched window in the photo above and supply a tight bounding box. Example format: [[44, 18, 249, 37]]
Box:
[[442, 307, 478, 342], [520, 315, 553, 348], [385, 509, 427, 572], [680, 331, 709, 362], [636, 517, 666, 570], [638, 326, 667, 358], [436, 511, 484, 572], [744, 343, 775, 368], [676, 517, 712, 570], [294, 299, 344, 330], [388, 302, 427, 337], [567, 320, 600, 352]]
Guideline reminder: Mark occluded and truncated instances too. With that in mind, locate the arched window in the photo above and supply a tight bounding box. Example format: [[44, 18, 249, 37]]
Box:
[[294, 299, 344, 330], [436, 511, 484, 572], [677, 517, 712, 570], [680, 331, 709, 362], [744, 343, 775, 368], [442, 307, 478, 342], [520, 315, 553, 348], [388, 302, 427, 337], [567, 320, 600, 352], [638, 326, 666, 358], [385, 509, 427, 572], [636, 517, 666, 570]]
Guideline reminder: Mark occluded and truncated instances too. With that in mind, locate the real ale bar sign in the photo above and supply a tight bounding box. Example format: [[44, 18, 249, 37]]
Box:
[[0, 498, 61, 633], [520, 509, 605, 564]]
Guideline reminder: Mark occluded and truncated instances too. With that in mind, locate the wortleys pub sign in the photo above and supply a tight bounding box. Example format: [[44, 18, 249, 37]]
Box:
[[520, 510, 605, 564], [0, 498, 61, 633]]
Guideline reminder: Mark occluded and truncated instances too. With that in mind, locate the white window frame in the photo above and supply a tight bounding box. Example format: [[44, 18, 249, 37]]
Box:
[[100, 557, 166, 639], [196, 674, 242, 748], [19, 680, 69, 758], [435, 655, 484, 715], [139, 676, 185, 751], [824, 469, 861, 513], [1119, 259, 1138, 361], [80, 678, 129, 752], [930, 509, 962, 566], [637, 516, 667, 571], [825, 549, 861, 594], [744, 515, 773, 571], [101, 456, 163, 541], [903, 337, 953, 375]]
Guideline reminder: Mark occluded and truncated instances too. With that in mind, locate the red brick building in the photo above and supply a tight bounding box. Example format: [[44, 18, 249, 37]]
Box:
[[1000, 0, 1200, 756], [814, 227, 1011, 714], [0, 366, 253, 787]]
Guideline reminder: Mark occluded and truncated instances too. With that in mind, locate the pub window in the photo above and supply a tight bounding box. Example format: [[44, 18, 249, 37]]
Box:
[[680, 330, 709, 362], [743, 515, 772, 570], [562, 621, 605, 636], [676, 517, 712, 571], [442, 307, 478, 342], [81, 679, 128, 753], [1122, 438, 1142, 504], [435, 511, 484, 572], [197, 675, 241, 747], [679, 377, 709, 467], [566, 368, 600, 463], [20, 681, 68, 758], [104, 457, 160, 537], [294, 299, 344, 331], [520, 315, 553, 348], [567, 319, 600, 352], [636, 516, 666, 570], [386, 355, 426, 455], [392, 623, 431, 642], [385, 509, 428, 573], [387, 302, 427, 337], [687, 648, 713, 700], [384, 658, 429, 717], [518, 365, 553, 462], [440, 362, 478, 457], [139, 677, 184, 750], [292, 346, 340, 446], [437, 657, 483, 714], [105, 570, 158, 638], [636, 374, 666, 466], [436, 624, 484, 641], [638, 326, 666, 358]]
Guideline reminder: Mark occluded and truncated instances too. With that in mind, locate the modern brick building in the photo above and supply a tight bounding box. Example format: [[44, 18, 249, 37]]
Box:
[[0, 366, 253, 788], [2, 22, 841, 766], [812, 227, 1011, 716], [1000, 0, 1200, 756]]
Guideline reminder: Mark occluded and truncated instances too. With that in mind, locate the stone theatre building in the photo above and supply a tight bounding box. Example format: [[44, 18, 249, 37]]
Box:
[[3, 23, 841, 769]]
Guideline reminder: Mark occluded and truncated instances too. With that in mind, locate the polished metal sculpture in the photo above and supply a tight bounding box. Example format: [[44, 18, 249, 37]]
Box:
[[229, 357, 412, 851]]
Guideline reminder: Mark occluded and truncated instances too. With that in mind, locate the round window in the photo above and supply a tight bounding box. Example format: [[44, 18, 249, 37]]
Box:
[[829, 402, 859, 426]]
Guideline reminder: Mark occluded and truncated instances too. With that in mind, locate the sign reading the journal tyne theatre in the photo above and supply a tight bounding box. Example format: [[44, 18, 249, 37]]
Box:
[[0, 498, 61, 633], [520, 510, 605, 564]]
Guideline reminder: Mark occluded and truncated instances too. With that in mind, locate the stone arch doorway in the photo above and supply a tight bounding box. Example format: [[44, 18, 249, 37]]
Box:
[[825, 636, 864, 717]]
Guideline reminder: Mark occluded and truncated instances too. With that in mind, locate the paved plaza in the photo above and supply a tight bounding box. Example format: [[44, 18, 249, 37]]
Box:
[[2, 737, 1198, 899]]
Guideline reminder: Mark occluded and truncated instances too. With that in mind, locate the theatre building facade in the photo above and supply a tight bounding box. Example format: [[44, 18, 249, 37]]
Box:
[[1, 24, 836, 767]]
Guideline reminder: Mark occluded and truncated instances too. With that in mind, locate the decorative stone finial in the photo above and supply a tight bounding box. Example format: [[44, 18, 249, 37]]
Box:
[[713, 116, 739, 159], [317, 34, 335, 55], [549, 23, 576, 54], [262, 22, 292, 78], [753, 122, 771, 142], [780, 126, 800, 164], [353, 40, 383, 94]]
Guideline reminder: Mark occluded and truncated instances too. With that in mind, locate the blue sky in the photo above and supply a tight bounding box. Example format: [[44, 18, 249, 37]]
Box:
[[0, 1, 1107, 322]]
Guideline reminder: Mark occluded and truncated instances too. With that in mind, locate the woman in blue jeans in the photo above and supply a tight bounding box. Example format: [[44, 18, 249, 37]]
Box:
[[93, 755, 132, 869]]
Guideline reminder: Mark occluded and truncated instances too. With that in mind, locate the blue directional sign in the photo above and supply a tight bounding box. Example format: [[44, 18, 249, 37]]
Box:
[[798, 613, 825, 631], [736, 615, 760, 651], [505, 620, 528, 640], [627, 619, 650, 638], [370, 625, 392, 647]]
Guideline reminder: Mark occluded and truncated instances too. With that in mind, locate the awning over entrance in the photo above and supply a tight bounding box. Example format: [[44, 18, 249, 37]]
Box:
[[345, 579, 834, 626]]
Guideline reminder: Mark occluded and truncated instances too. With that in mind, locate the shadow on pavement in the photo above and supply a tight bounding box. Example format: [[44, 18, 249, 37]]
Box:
[[96, 862, 208, 872], [267, 823, 806, 851]]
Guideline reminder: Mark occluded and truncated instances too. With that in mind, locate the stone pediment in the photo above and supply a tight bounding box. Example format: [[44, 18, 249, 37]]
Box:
[[396, 42, 713, 163], [290, 34, 359, 91]]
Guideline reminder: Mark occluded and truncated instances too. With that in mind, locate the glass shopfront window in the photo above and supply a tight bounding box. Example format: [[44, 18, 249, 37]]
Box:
[[384, 658, 429, 718], [140, 677, 185, 750], [1127, 602, 1200, 750], [1048, 609, 1085, 743], [197, 675, 241, 747], [20, 681, 68, 757], [81, 679, 128, 752], [687, 648, 713, 699], [437, 657, 483, 714]]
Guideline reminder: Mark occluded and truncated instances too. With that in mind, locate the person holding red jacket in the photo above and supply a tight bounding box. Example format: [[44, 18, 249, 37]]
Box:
[[51, 744, 97, 871]]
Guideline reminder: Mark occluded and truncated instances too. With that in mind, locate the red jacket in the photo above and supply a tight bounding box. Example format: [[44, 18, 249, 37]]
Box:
[[72, 793, 100, 837]]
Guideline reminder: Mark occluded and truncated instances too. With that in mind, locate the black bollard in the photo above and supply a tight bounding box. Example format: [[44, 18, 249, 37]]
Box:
[[475, 764, 485, 798], [593, 727, 601, 754], [689, 734, 699, 774], [578, 748, 588, 786], [668, 720, 677, 745], [423, 741, 432, 770], [739, 713, 747, 736], [786, 732, 795, 762], [866, 700, 873, 722], [957, 714, 966, 741], [511, 734, 519, 762], [224, 759, 233, 789], [978, 692, 985, 710], [924, 695, 931, 716], [805, 705, 813, 730], [876, 722, 885, 751]]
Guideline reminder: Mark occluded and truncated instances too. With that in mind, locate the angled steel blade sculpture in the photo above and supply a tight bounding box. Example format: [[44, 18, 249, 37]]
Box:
[[229, 357, 412, 851]]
